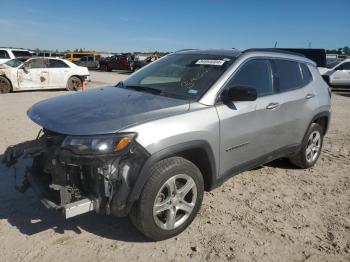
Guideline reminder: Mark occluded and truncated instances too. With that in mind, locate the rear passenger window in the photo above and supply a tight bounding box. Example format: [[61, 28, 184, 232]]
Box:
[[340, 62, 350, 70], [228, 59, 274, 97], [274, 59, 303, 92], [300, 63, 312, 85], [49, 59, 69, 68], [0, 50, 10, 59]]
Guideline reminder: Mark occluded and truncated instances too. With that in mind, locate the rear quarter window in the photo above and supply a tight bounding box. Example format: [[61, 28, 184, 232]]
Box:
[[300, 63, 313, 85], [274, 59, 303, 92], [48, 59, 69, 68]]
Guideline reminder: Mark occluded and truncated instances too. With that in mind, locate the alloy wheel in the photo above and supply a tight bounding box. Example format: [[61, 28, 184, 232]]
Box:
[[153, 174, 197, 230], [305, 130, 321, 163]]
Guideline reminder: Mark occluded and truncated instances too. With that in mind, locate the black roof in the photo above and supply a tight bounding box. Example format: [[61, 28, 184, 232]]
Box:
[[243, 48, 306, 57]]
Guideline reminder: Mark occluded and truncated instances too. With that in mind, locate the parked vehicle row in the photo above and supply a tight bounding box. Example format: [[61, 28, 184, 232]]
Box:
[[0, 57, 90, 93], [99, 53, 147, 72], [3, 49, 331, 240]]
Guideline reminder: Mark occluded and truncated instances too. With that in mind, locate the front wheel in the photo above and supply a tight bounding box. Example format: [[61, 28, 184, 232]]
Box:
[[289, 123, 323, 168], [129, 157, 204, 241]]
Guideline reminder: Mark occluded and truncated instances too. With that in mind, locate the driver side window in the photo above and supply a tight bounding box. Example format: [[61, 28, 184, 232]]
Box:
[[25, 59, 48, 69], [227, 59, 274, 97]]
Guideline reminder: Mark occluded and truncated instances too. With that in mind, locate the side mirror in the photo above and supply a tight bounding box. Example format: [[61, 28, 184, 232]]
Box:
[[221, 86, 257, 102]]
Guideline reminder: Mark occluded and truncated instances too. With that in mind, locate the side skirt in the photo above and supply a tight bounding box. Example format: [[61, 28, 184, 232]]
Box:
[[211, 144, 301, 189]]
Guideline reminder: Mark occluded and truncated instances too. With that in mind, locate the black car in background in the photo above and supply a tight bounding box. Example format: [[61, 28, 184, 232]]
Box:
[[99, 53, 146, 72]]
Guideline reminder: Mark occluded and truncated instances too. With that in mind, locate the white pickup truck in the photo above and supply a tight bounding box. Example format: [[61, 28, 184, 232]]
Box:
[[319, 59, 350, 86]]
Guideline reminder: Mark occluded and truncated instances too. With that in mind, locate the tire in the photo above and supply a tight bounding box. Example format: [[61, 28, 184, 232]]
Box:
[[129, 157, 204, 241], [100, 65, 108, 72], [289, 123, 323, 168], [66, 76, 82, 91], [0, 76, 11, 94]]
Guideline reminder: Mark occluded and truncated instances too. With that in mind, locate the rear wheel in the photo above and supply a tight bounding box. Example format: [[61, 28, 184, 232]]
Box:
[[0, 76, 11, 94], [129, 157, 204, 241], [289, 123, 323, 168], [66, 76, 82, 91]]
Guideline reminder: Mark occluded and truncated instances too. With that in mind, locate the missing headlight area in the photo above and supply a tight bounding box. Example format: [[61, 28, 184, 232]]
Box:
[[2, 129, 149, 218]]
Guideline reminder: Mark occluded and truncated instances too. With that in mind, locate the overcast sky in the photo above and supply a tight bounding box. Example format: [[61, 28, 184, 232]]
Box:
[[1, 0, 349, 52]]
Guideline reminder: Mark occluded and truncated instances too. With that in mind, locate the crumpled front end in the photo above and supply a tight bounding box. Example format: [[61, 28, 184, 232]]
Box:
[[3, 129, 149, 218]]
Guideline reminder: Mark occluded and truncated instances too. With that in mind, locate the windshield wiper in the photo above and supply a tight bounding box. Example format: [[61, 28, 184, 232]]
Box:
[[123, 85, 163, 95]]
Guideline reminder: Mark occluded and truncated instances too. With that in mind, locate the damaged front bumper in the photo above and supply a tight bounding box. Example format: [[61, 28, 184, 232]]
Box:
[[2, 130, 149, 219]]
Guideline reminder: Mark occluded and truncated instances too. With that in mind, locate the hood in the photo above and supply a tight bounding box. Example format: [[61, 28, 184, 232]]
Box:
[[0, 64, 10, 70], [27, 86, 190, 135]]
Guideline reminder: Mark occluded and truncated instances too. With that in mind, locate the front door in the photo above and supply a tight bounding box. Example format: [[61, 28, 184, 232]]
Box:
[[216, 59, 284, 176], [17, 58, 49, 89]]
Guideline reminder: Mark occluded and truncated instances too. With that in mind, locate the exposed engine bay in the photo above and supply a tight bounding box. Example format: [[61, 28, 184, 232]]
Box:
[[2, 129, 149, 218]]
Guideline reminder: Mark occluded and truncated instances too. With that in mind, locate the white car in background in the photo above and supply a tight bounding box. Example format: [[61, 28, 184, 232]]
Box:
[[319, 59, 350, 86], [0, 48, 32, 64], [0, 57, 90, 93]]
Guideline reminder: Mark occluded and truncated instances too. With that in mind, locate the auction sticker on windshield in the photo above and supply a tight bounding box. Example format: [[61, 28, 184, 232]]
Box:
[[195, 59, 226, 66]]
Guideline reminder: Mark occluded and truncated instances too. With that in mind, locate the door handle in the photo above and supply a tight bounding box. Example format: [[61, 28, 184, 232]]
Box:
[[305, 93, 315, 99], [266, 102, 280, 110], [41, 71, 49, 73]]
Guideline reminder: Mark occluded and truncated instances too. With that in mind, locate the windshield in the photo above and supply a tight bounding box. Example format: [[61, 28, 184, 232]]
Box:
[[326, 59, 342, 68], [4, 59, 23, 68], [121, 53, 236, 100]]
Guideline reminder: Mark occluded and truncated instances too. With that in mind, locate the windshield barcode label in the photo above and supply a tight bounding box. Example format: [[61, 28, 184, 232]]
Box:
[[195, 59, 226, 66]]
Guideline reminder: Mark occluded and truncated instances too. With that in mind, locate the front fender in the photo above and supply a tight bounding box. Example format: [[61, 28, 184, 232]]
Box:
[[127, 140, 217, 204]]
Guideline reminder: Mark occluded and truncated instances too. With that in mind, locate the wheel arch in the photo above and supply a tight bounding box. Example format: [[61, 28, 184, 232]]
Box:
[[310, 111, 330, 136], [69, 75, 84, 82], [128, 140, 217, 203], [0, 74, 13, 92]]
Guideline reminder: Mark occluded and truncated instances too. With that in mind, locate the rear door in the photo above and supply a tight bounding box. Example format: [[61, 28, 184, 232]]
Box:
[[331, 62, 350, 85], [216, 58, 286, 176], [272, 59, 318, 146], [47, 59, 70, 88], [17, 58, 49, 89]]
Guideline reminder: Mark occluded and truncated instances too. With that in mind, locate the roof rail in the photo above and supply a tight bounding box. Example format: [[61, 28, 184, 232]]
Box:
[[243, 48, 306, 58]]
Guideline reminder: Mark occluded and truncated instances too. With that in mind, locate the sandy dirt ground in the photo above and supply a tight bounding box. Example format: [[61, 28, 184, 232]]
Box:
[[0, 72, 349, 262]]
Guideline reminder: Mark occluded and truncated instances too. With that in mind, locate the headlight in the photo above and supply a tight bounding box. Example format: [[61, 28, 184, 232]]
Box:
[[62, 133, 137, 155]]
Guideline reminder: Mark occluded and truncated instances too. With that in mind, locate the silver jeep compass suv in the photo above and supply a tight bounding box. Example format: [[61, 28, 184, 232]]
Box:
[[3, 49, 331, 240]]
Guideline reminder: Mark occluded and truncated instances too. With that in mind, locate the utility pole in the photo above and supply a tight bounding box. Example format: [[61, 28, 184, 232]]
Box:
[[274, 41, 278, 48], [308, 42, 311, 48]]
